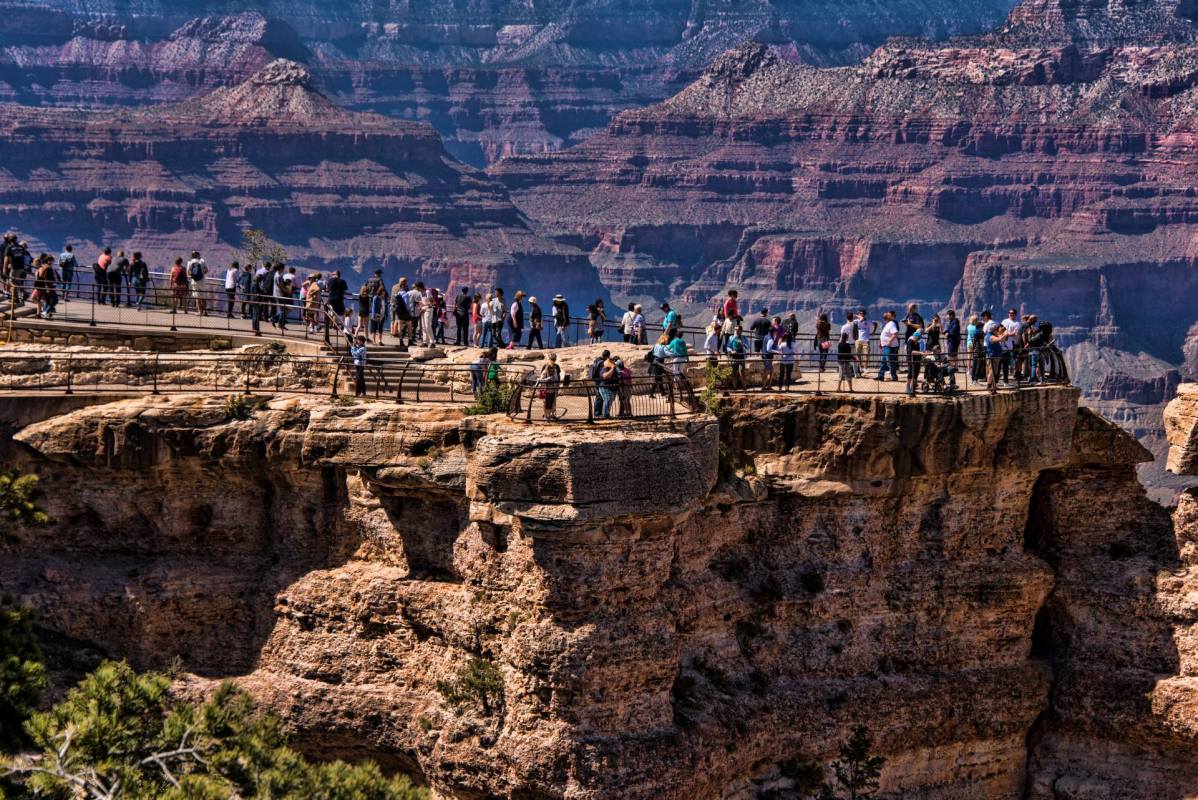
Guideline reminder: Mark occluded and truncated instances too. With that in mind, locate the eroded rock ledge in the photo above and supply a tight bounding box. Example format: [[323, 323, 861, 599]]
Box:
[[3, 387, 1197, 799]]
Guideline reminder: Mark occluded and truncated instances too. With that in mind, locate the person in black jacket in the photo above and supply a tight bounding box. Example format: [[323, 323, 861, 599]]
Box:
[[454, 286, 471, 345], [129, 252, 150, 310], [327, 270, 348, 317], [527, 296, 543, 350]]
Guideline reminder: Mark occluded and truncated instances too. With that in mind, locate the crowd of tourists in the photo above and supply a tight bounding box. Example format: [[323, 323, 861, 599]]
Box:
[[0, 240, 1059, 400]]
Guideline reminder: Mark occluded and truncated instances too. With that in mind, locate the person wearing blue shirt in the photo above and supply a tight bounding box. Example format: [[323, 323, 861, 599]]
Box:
[[660, 302, 679, 338], [725, 325, 747, 389], [350, 334, 368, 397]]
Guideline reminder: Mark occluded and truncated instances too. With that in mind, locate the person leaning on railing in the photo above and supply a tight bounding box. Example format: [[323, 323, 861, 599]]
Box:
[[130, 252, 150, 310]]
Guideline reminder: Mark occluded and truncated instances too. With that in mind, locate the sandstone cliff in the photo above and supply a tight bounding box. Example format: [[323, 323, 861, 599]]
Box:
[[0, 1, 1016, 165], [0, 58, 603, 304], [4, 387, 1198, 798]]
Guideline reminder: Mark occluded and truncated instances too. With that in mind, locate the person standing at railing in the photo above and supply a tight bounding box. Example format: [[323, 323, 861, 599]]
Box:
[[647, 335, 670, 396], [926, 314, 942, 352], [535, 352, 562, 420], [186, 251, 208, 316], [305, 275, 324, 334], [587, 299, 606, 344], [470, 292, 483, 346], [968, 314, 985, 382], [369, 283, 387, 345], [726, 325, 748, 389], [784, 311, 799, 339], [704, 317, 720, 361], [408, 281, 428, 345], [237, 263, 254, 318], [944, 310, 961, 355], [224, 261, 240, 318], [836, 332, 856, 393], [454, 286, 471, 346], [985, 322, 1008, 394], [660, 302, 679, 339], [169, 258, 188, 313], [904, 323, 924, 396], [630, 304, 645, 345], [855, 308, 874, 378], [527, 296, 544, 350], [551, 294, 569, 349], [272, 263, 289, 330], [130, 252, 149, 310], [326, 270, 347, 319], [508, 290, 525, 349], [749, 308, 771, 353], [58, 244, 77, 301], [667, 330, 689, 376], [479, 290, 494, 348], [1000, 308, 1022, 385], [597, 356, 620, 419], [814, 313, 831, 372], [774, 333, 797, 391], [489, 289, 506, 349], [839, 311, 857, 368], [95, 247, 112, 306], [33, 254, 58, 319], [350, 334, 369, 397], [876, 311, 900, 382], [112, 250, 130, 307]]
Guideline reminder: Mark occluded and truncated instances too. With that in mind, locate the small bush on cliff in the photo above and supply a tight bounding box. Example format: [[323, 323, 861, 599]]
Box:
[[436, 657, 505, 716], [0, 471, 49, 538], [817, 725, 885, 800], [0, 599, 46, 755], [1, 659, 427, 799], [700, 361, 732, 416], [223, 393, 267, 421], [463, 383, 517, 417]]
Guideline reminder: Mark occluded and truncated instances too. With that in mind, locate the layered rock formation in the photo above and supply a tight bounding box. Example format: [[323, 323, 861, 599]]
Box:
[[0, 0, 1016, 164], [0, 58, 601, 303], [491, 0, 1198, 495], [4, 386, 1198, 798]]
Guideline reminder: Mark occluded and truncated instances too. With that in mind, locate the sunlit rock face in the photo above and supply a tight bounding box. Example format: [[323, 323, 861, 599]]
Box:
[[6, 387, 1198, 798]]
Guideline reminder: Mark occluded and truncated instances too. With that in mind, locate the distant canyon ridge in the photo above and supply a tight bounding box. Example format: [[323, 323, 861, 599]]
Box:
[[2, 0, 1198, 494], [0, 0, 1016, 165]]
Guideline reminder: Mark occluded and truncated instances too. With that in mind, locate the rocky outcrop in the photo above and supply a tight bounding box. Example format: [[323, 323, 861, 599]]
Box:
[[0, 1, 1016, 165], [7, 386, 1198, 798], [491, 0, 1198, 494], [0, 58, 602, 303]]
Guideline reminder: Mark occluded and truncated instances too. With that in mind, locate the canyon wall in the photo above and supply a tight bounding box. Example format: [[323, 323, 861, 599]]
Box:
[[490, 0, 1198, 496], [3, 387, 1197, 798], [0, 58, 603, 304], [0, 1, 1017, 165]]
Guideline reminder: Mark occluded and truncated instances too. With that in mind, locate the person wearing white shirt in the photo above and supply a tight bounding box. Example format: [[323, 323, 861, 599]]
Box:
[[224, 263, 240, 318], [876, 311, 899, 381], [620, 303, 636, 343], [855, 309, 874, 377], [773, 332, 798, 391], [1000, 308, 1022, 383], [704, 318, 720, 357]]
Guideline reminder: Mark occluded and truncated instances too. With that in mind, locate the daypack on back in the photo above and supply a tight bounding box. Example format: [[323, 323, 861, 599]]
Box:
[[188, 261, 204, 281]]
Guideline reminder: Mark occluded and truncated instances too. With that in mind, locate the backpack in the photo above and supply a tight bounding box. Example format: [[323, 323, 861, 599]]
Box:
[[188, 261, 204, 281], [642, 349, 656, 364]]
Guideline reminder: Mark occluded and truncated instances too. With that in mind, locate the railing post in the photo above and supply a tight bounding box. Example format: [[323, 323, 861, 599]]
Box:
[[330, 357, 340, 399], [89, 287, 96, 327], [667, 375, 676, 419], [169, 300, 177, 332], [587, 384, 594, 423]]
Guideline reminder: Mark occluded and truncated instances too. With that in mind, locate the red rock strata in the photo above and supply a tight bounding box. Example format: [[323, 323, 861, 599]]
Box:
[[0, 1, 1016, 165], [490, 0, 1198, 494], [0, 58, 602, 302]]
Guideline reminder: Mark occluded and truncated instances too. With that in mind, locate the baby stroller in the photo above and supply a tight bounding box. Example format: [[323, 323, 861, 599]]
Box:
[[920, 351, 957, 394]]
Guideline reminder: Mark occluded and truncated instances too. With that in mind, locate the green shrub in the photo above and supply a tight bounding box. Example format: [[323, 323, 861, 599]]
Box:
[[222, 393, 256, 421], [699, 360, 732, 416], [0, 599, 45, 754], [4, 660, 427, 799], [0, 471, 49, 537], [463, 382, 517, 417], [817, 725, 886, 800], [209, 337, 233, 352], [435, 657, 505, 716]]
